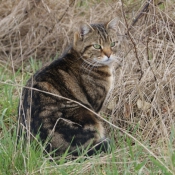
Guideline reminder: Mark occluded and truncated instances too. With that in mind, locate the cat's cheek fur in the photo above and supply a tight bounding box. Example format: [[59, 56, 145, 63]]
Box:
[[93, 54, 120, 66]]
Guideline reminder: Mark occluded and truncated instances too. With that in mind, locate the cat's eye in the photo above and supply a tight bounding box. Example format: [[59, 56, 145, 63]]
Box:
[[110, 42, 116, 47], [93, 44, 101, 49]]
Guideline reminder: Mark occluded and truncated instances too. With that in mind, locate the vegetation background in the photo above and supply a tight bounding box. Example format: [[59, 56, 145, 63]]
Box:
[[0, 0, 175, 174]]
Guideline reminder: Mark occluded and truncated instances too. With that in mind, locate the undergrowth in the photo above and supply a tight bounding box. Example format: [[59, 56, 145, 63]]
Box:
[[0, 0, 175, 174], [0, 59, 174, 174]]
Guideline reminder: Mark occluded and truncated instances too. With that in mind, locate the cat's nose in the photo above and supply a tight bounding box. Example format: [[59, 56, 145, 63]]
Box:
[[103, 48, 112, 58], [105, 52, 111, 58]]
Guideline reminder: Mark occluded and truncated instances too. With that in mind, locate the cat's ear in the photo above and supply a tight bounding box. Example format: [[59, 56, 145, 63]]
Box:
[[79, 23, 93, 36], [74, 22, 93, 49], [106, 17, 120, 30]]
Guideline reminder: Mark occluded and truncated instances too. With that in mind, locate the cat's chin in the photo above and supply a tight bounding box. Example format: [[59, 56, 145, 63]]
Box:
[[94, 60, 116, 67]]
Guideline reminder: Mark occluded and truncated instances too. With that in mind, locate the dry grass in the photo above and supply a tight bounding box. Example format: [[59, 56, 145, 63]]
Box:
[[0, 0, 175, 173], [102, 0, 175, 141], [0, 0, 122, 68]]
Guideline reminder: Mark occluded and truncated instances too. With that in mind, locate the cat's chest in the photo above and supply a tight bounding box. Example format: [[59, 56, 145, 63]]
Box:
[[107, 69, 114, 91], [83, 67, 114, 92], [79, 67, 113, 110]]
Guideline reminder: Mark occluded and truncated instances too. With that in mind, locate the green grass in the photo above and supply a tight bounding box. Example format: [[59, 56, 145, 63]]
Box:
[[0, 60, 175, 174]]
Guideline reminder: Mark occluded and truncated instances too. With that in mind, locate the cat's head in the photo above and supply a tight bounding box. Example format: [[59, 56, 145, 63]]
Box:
[[73, 18, 124, 67]]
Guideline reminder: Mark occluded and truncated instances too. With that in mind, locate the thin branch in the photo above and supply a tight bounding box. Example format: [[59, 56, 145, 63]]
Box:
[[120, 0, 143, 80], [146, 30, 157, 83], [58, 0, 75, 22], [128, 0, 153, 31]]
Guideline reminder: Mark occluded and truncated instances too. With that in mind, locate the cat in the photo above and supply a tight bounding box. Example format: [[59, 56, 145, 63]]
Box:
[[18, 18, 123, 157]]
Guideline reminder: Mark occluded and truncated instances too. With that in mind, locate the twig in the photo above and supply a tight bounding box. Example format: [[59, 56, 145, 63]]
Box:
[[146, 30, 157, 83], [58, 0, 75, 22], [120, 0, 143, 80], [128, 0, 153, 31]]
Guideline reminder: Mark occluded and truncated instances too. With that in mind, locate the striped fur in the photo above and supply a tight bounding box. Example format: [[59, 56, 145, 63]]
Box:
[[18, 19, 122, 156]]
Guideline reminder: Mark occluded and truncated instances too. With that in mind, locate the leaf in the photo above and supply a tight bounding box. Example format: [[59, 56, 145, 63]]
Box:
[[150, 157, 172, 175], [171, 152, 175, 167], [124, 102, 132, 118], [107, 99, 116, 110], [137, 99, 151, 111], [135, 161, 146, 171]]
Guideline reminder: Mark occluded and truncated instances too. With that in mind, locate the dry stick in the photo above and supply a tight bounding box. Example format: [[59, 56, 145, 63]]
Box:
[[144, 1, 158, 84], [121, 0, 159, 85], [121, 0, 155, 81], [146, 29, 157, 82], [145, 0, 169, 84], [128, 0, 153, 32], [0, 81, 173, 174], [58, 0, 75, 22], [120, 0, 144, 80], [127, 0, 158, 83], [137, 0, 158, 83]]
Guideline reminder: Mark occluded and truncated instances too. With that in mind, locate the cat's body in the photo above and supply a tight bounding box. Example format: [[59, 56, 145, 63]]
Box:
[[18, 18, 123, 156]]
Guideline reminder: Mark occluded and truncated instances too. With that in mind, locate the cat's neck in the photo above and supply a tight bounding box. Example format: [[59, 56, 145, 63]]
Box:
[[67, 48, 114, 112], [68, 47, 113, 76]]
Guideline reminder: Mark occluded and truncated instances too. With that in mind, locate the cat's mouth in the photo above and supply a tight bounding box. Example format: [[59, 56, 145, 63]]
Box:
[[94, 55, 123, 66], [81, 55, 122, 67]]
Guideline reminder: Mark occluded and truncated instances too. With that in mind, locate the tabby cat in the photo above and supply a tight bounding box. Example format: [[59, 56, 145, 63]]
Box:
[[18, 18, 123, 156]]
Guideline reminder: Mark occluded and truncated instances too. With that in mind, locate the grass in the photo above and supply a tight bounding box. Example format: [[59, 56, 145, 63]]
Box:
[[0, 115, 174, 174], [1, 0, 175, 174], [0, 60, 174, 174]]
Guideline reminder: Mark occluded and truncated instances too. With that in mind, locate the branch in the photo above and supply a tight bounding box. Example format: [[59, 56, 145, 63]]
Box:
[[120, 0, 143, 80], [128, 0, 153, 31]]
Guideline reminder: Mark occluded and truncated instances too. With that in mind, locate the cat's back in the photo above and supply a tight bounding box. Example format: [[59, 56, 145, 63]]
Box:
[[20, 49, 91, 114]]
